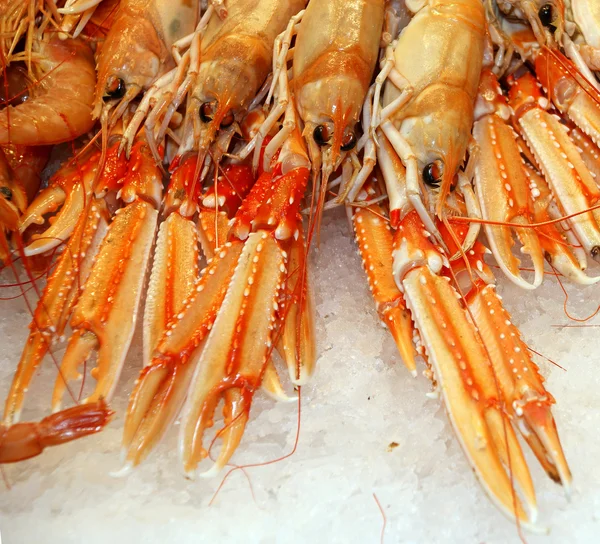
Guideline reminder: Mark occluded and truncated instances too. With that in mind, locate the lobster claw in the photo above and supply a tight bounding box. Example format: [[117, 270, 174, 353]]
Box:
[[466, 282, 572, 490], [446, 218, 571, 493], [229, 145, 316, 385], [525, 165, 600, 284], [509, 71, 600, 262], [4, 198, 109, 424], [198, 214, 300, 398], [20, 143, 128, 256], [276, 225, 316, 385], [120, 240, 243, 471], [352, 182, 417, 375], [198, 161, 302, 396], [395, 211, 539, 527], [179, 231, 287, 476], [473, 115, 544, 289], [121, 231, 287, 475], [535, 48, 600, 147], [197, 161, 297, 395], [121, 158, 290, 471], [51, 139, 163, 412]]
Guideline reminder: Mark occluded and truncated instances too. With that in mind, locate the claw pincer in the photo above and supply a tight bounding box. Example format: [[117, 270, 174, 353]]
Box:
[[51, 138, 163, 411], [122, 132, 315, 475], [0, 400, 113, 464], [355, 133, 570, 527], [508, 67, 600, 263]]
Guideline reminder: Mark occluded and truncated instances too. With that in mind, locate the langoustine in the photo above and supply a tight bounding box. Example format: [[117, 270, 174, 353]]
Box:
[[345, 0, 577, 528], [119, 0, 312, 473]]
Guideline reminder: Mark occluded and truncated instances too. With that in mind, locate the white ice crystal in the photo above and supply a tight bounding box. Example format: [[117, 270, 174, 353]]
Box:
[[0, 209, 598, 543]]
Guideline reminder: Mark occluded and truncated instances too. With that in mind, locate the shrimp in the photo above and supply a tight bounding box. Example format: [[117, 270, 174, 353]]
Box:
[[0, 400, 113, 463], [0, 61, 50, 266], [1, 1, 190, 254], [0, 36, 96, 146]]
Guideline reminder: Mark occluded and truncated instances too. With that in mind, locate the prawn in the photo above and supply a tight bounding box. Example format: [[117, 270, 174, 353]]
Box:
[[0, 36, 96, 146]]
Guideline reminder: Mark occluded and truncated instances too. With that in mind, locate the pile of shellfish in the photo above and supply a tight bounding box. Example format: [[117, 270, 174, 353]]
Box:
[[1, 0, 599, 532]]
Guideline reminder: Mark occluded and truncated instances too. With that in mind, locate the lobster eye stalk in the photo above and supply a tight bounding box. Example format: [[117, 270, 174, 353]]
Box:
[[538, 4, 556, 31], [103, 76, 126, 101], [423, 160, 443, 187], [200, 101, 217, 123], [340, 131, 357, 151], [313, 124, 331, 147], [220, 111, 235, 128]]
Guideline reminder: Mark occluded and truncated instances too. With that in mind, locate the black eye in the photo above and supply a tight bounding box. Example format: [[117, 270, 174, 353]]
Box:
[[0, 186, 12, 201], [423, 161, 443, 187], [313, 125, 330, 147], [103, 76, 125, 101], [220, 111, 234, 128], [340, 132, 357, 152], [200, 101, 216, 123], [538, 4, 554, 27]]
